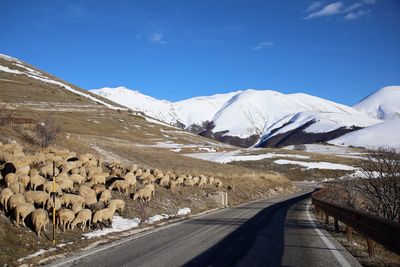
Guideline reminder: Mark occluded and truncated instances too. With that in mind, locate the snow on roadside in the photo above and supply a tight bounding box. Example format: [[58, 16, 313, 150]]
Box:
[[177, 208, 191, 215], [146, 214, 170, 224], [83, 216, 140, 239], [273, 159, 355, 170], [18, 248, 57, 262]]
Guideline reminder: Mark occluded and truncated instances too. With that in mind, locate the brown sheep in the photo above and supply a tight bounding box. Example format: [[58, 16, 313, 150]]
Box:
[[8, 193, 26, 212], [58, 208, 75, 231], [60, 194, 85, 208], [71, 209, 92, 231], [15, 203, 35, 227], [68, 174, 86, 185], [109, 180, 130, 196], [92, 184, 106, 194], [25, 191, 49, 208], [0, 188, 13, 212], [31, 209, 49, 237], [99, 190, 111, 204], [92, 206, 117, 229], [5, 173, 17, 188], [10, 182, 25, 194], [29, 174, 46, 191], [108, 199, 125, 214]]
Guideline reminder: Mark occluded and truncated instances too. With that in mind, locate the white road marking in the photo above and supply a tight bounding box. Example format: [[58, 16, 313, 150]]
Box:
[[306, 203, 352, 267]]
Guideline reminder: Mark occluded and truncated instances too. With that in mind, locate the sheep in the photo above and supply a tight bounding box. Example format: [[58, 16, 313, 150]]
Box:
[[10, 182, 25, 194], [90, 201, 105, 215], [15, 203, 35, 227], [71, 209, 92, 231], [169, 180, 178, 191], [90, 173, 108, 185], [79, 185, 97, 199], [199, 175, 208, 187], [5, 173, 17, 188], [92, 184, 106, 194], [192, 176, 200, 185], [58, 208, 75, 231], [15, 165, 30, 176], [57, 178, 74, 192], [55, 172, 69, 182], [133, 184, 155, 202], [72, 202, 83, 214], [29, 174, 46, 191], [29, 168, 39, 177], [18, 174, 30, 188], [39, 164, 59, 178], [122, 172, 137, 189], [134, 168, 143, 176], [31, 209, 49, 237], [86, 166, 102, 178], [43, 181, 63, 196], [0, 188, 13, 212], [8, 193, 26, 212], [108, 199, 125, 214], [209, 177, 214, 185], [184, 178, 196, 187], [60, 194, 85, 208], [129, 164, 138, 173], [61, 161, 76, 174], [46, 197, 62, 212], [159, 174, 170, 187], [92, 205, 117, 229], [99, 190, 111, 204], [214, 178, 223, 187], [175, 176, 184, 185], [109, 180, 130, 196], [68, 174, 86, 185], [152, 168, 163, 179], [25, 191, 49, 208]]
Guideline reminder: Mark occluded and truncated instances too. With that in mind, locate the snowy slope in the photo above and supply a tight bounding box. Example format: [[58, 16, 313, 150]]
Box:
[[211, 89, 374, 138], [353, 86, 400, 120], [91, 87, 384, 143], [0, 54, 121, 110], [329, 119, 400, 148], [91, 87, 178, 123], [258, 111, 381, 143]]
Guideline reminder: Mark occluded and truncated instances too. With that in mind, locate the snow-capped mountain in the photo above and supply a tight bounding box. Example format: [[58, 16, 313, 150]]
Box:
[[91, 87, 384, 147], [329, 118, 400, 149], [353, 86, 400, 120]]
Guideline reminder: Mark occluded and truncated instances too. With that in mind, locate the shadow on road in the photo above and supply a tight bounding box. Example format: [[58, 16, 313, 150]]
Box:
[[183, 192, 312, 267]]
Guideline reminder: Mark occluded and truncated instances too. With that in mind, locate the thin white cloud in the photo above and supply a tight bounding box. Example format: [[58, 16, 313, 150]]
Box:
[[305, 2, 344, 19], [344, 10, 370, 20], [67, 5, 86, 18], [304, 0, 376, 20], [251, 42, 274, 50], [149, 33, 167, 45], [307, 2, 324, 12]]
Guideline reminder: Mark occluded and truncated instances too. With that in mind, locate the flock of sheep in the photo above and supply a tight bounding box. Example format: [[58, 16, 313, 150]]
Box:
[[0, 142, 223, 237]]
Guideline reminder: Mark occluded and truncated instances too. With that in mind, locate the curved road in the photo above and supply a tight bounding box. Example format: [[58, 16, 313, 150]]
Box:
[[52, 188, 361, 267]]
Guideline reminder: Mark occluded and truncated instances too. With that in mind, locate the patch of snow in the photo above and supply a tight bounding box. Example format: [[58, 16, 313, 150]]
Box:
[[185, 150, 310, 163], [18, 248, 57, 262], [145, 214, 170, 224], [273, 159, 356, 170], [198, 147, 217, 152], [0, 65, 23, 74], [83, 216, 140, 239], [171, 148, 182, 152], [177, 208, 191, 216]]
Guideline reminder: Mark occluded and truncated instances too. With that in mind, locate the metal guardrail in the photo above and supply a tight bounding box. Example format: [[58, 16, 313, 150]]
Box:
[[312, 189, 400, 256]]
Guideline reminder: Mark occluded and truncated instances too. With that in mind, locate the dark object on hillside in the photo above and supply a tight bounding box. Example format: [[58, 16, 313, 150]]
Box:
[[1, 162, 16, 178], [67, 157, 79, 162]]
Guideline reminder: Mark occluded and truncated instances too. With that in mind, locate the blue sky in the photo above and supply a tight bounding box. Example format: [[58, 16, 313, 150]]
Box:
[[0, 0, 399, 105]]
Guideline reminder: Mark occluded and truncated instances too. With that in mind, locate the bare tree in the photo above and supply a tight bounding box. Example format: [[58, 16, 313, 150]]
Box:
[[353, 147, 400, 221], [35, 116, 60, 148]]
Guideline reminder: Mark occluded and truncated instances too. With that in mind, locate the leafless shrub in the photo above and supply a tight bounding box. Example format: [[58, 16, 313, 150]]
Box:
[[35, 116, 60, 148], [331, 147, 400, 222]]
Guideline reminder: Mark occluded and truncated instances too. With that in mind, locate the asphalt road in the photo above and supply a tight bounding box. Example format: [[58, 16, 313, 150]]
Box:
[[53, 188, 361, 267]]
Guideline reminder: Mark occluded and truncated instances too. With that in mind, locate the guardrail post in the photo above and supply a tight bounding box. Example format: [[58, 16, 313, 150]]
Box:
[[346, 225, 353, 245], [334, 218, 339, 232], [367, 238, 376, 257]]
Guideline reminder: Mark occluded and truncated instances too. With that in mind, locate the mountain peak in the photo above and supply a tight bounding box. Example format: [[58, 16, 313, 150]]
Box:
[[353, 85, 400, 120]]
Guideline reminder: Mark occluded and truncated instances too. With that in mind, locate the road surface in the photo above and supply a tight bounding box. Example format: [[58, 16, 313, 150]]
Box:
[[52, 188, 361, 267]]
